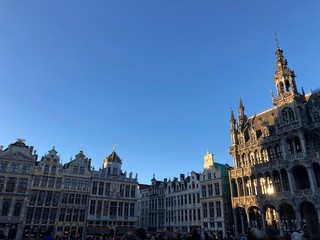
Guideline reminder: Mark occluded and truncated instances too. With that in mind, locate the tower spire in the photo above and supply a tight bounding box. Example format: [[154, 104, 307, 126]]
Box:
[[272, 40, 301, 106]]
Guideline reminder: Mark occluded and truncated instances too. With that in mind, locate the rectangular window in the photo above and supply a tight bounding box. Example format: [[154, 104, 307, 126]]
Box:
[[33, 176, 40, 187], [13, 200, 22, 216], [26, 207, 34, 220], [215, 182, 220, 196], [22, 164, 30, 173], [46, 191, 53, 203], [99, 182, 104, 195], [59, 208, 66, 221], [0, 177, 4, 192], [70, 179, 76, 190], [118, 184, 124, 197], [79, 209, 85, 222], [73, 208, 79, 221], [49, 208, 57, 220], [68, 193, 75, 204], [6, 177, 16, 192], [202, 203, 208, 218], [131, 185, 136, 198], [17, 178, 28, 193], [41, 176, 48, 188], [92, 181, 98, 195], [202, 185, 207, 198], [30, 190, 38, 202], [55, 178, 62, 188], [216, 201, 221, 217], [103, 201, 109, 216], [66, 208, 72, 221], [125, 185, 130, 197], [118, 202, 123, 216], [72, 166, 78, 174], [79, 167, 84, 175], [105, 183, 110, 196], [110, 201, 117, 216], [124, 202, 129, 216], [42, 208, 49, 220], [48, 177, 55, 188], [77, 180, 83, 190], [62, 193, 68, 204], [97, 200, 102, 215], [11, 163, 19, 173], [75, 194, 81, 205], [90, 200, 96, 215], [209, 202, 214, 217], [208, 184, 213, 197], [34, 207, 42, 220], [0, 162, 8, 172], [130, 203, 135, 216], [64, 179, 70, 189]]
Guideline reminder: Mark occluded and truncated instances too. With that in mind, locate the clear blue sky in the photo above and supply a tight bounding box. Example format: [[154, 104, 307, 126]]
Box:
[[1, 1, 319, 184]]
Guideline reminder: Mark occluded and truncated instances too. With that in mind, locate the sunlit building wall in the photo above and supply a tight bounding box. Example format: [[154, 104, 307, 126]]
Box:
[[229, 46, 320, 239]]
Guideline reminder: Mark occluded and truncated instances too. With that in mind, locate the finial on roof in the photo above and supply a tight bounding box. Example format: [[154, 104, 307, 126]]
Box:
[[207, 149, 210, 154], [113, 144, 117, 151], [274, 31, 280, 49]]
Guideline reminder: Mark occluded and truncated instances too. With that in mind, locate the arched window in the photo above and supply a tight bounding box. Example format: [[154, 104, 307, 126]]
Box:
[[294, 136, 302, 152], [287, 139, 294, 154], [268, 146, 275, 161], [1, 200, 10, 216], [275, 144, 282, 158], [44, 165, 49, 175], [285, 79, 291, 91], [255, 150, 261, 164], [282, 107, 295, 123], [279, 82, 285, 93], [13, 201, 22, 216], [262, 148, 268, 162]]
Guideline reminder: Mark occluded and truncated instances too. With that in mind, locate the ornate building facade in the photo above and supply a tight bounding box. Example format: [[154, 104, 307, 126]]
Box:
[[229, 46, 320, 238], [0, 139, 38, 240], [138, 151, 233, 239], [200, 151, 233, 238], [87, 150, 139, 237], [0, 140, 139, 240]]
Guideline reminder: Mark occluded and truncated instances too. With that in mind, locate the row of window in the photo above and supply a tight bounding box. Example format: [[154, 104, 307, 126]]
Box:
[[89, 200, 135, 217], [202, 201, 222, 218], [202, 183, 220, 198], [91, 181, 136, 198], [0, 162, 30, 173], [0, 177, 28, 193], [1, 199, 23, 216]]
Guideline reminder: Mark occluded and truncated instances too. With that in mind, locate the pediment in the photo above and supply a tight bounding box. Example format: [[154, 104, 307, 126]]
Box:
[[0, 151, 34, 161]]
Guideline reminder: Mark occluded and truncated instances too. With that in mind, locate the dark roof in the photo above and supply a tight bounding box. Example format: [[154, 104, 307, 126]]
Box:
[[105, 151, 122, 163]]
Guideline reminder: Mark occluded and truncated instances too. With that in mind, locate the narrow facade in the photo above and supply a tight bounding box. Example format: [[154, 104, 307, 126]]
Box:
[[87, 150, 139, 237], [229, 46, 320, 238], [200, 150, 233, 239], [0, 139, 38, 240]]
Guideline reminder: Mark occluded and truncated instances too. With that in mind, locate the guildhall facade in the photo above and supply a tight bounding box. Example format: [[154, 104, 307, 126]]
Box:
[[229, 46, 320, 238]]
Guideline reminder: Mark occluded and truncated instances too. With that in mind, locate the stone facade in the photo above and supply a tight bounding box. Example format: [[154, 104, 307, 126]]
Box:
[[0, 140, 138, 240], [229, 46, 320, 239], [138, 151, 233, 239]]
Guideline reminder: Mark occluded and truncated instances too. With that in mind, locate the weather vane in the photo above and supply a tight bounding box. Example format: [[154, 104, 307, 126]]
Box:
[[112, 144, 117, 151]]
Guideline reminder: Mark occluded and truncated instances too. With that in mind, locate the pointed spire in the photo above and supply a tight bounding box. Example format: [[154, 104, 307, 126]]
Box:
[[239, 97, 244, 116], [230, 109, 236, 130]]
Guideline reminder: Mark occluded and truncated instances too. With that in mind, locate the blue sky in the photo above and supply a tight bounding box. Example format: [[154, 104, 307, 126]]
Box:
[[0, 1, 319, 184]]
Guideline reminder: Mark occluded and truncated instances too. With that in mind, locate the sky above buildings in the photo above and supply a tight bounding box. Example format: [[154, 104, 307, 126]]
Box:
[[0, 1, 320, 184]]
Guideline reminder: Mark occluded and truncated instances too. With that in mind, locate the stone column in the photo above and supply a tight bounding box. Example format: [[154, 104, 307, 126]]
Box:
[[287, 170, 295, 194], [299, 133, 307, 153], [307, 166, 316, 192], [277, 211, 284, 236]]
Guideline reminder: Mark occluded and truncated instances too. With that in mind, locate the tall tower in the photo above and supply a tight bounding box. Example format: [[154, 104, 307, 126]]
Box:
[[272, 46, 305, 107]]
